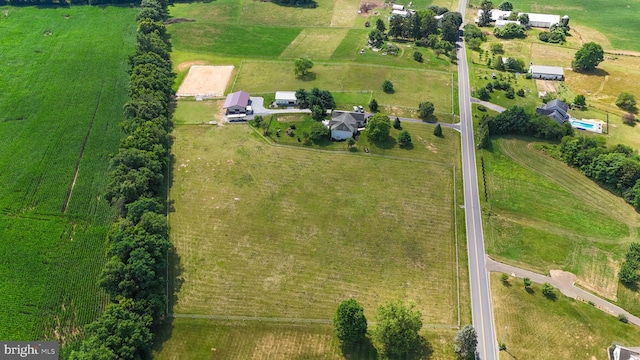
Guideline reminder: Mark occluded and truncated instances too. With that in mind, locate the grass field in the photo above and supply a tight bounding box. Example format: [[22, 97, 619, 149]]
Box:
[[481, 137, 640, 299], [280, 28, 349, 60], [153, 317, 460, 359], [491, 274, 640, 360], [168, 124, 461, 325], [0, 5, 136, 344], [233, 61, 455, 116]]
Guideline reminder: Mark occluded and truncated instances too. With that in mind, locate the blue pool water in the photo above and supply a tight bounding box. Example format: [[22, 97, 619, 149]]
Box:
[[570, 120, 595, 130]]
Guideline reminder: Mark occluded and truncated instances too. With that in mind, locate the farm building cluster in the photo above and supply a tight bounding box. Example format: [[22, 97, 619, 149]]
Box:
[[475, 9, 569, 29]]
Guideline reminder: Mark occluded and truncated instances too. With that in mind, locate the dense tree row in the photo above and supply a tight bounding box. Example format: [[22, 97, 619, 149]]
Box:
[[559, 136, 640, 211], [619, 242, 640, 285], [295, 88, 334, 120], [70, 0, 173, 358]]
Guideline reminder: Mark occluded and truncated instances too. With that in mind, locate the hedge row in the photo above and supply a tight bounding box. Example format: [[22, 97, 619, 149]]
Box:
[[69, 0, 173, 358]]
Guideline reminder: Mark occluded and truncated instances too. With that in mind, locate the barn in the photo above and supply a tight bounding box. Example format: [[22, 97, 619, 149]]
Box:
[[223, 91, 250, 114], [520, 12, 560, 28], [529, 64, 564, 80]]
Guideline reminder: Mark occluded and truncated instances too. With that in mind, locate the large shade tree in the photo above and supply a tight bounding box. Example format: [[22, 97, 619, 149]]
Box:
[[374, 301, 423, 358], [572, 42, 604, 72], [334, 299, 368, 344]]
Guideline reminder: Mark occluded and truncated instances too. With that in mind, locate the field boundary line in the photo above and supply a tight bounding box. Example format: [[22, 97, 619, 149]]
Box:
[[169, 313, 460, 329], [239, 59, 456, 75], [62, 83, 104, 213], [229, 60, 243, 93]]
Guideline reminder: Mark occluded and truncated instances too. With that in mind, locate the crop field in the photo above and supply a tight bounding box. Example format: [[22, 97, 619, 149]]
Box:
[[0, 5, 136, 342], [490, 274, 640, 360], [481, 138, 640, 299], [168, 124, 461, 325], [233, 61, 455, 116]]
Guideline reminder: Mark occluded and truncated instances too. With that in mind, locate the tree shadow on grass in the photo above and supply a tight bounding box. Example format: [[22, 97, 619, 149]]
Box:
[[406, 336, 434, 360], [501, 280, 512, 288], [372, 135, 397, 149], [543, 292, 557, 301], [399, 142, 414, 150], [573, 68, 609, 77], [341, 337, 378, 359], [525, 287, 535, 295], [297, 72, 317, 81]]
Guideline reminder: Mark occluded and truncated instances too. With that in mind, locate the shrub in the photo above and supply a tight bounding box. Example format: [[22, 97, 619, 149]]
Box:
[[477, 88, 490, 101], [623, 113, 635, 126], [618, 314, 629, 323], [616, 92, 637, 112], [433, 123, 443, 137], [382, 80, 394, 93], [505, 88, 515, 99], [477, 105, 487, 112], [397, 130, 412, 146], [517, 89, 525, 97], [413, 51, 423, 62]]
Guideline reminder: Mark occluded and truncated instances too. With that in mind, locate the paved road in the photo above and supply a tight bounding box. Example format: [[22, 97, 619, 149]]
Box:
[[456, 0, 499, 359], [486, 257, 640, 327]]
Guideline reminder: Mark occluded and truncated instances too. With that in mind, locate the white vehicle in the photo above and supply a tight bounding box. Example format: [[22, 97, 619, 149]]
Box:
[[353, 105, 359, 112], [358, 105, 364, 113]]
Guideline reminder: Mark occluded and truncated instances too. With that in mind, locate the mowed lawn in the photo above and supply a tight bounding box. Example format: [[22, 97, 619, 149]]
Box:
[[153, 318, 459, 359], [0, 5, 136, 342], [233, 61, 455, 116], [481, 138, 640, 299], [169, 125, 460, 325], [491, 274, 640, 360], [279, 28, 349, 60]]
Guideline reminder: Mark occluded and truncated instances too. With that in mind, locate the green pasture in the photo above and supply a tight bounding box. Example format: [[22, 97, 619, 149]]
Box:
[[0, 5, 136, 342], [152, 317, 459, 360], [491, 274, 640, 360], [233, 61, 455, 115], [280, 28, 349, 60], [173, 99, 224, 125], [168, 124, 460, 325], [481, 137, 640, 299], [166, 22, 301, 58]]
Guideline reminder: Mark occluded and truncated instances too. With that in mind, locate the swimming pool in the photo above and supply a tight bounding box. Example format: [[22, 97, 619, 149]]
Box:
[[570, 120, 595, 130]]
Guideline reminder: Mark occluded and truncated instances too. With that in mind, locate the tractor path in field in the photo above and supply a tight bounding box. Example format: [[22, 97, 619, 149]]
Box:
[[487, 256, 640, 327]]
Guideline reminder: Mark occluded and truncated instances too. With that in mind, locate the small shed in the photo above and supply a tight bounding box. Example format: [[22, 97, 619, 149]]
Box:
[[391, 9, 409, 17], [529, 64, 564, 80], [275, 91, 297, 106], [223, 91, 250, 114], [392, 4, 404, 10]]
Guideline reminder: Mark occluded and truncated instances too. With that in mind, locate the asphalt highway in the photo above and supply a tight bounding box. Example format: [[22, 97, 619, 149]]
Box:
[[456, 0, 499, 358]]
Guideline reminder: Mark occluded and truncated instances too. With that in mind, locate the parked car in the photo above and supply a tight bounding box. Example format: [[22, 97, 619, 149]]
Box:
[[358, 105, 364, 113], [353, 105, 359, 112]]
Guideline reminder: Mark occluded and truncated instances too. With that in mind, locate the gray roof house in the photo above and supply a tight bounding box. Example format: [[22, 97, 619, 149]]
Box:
[[327, 111, 366, 140], [609, 345, 640, 360], [223, 91, 250, 114], [529, 64, 564, 80], [536, 99, 570, 124]]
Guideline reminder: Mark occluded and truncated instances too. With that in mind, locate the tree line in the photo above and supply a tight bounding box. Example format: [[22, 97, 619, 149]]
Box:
[[69, 0, 173, 358]]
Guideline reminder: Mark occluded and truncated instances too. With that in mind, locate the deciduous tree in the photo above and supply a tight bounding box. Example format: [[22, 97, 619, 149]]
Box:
[[366, 113, 391, 142], [382, 80, 394, 93], [616, 92, 637, 112], [418, 101, 435, 120], [294, 57, 314, 76], [398, 130, 412, 146], [572, 42, 604, 72], [375, 301, 423, 358], [334, 299, 368, 343]]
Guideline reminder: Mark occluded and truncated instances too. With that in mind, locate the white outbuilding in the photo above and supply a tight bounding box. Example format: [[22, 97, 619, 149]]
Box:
[[392, 3, 405, 10], [520, 12, 560, 28], [275, 91, 297, 106], [494, 19, 520, 28], [529, 64, 564, 80]]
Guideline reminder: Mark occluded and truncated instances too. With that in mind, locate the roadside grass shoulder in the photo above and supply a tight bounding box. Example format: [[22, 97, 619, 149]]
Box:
[[168, 124, 460, 324], [491, 274, 640, 360]]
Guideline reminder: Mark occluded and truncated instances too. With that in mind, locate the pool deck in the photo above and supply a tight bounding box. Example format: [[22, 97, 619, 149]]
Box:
[[570, 118, 604, 134]]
